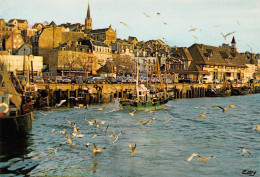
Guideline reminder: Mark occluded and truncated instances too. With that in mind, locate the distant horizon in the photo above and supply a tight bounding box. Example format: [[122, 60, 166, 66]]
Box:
[[1, 0, 259, 53]]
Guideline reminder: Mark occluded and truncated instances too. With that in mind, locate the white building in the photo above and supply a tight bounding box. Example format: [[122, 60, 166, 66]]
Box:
[[0, 52, 43, 76]]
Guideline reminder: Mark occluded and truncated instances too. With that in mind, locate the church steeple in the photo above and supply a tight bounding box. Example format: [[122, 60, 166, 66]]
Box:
[[85, 2, 92, 34], [87, 2, 91, 19], [231, 36, 237, 52]]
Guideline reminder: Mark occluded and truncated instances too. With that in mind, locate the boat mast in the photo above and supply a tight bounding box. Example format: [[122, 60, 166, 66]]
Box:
[[136, 58, 139, 101]]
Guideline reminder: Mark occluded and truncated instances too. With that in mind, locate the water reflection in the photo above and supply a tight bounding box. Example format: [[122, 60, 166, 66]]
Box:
[[0, 135, 35, 176]]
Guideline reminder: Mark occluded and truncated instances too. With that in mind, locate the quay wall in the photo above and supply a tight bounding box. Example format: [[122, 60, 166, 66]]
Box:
[[35, 83, 260, 107]]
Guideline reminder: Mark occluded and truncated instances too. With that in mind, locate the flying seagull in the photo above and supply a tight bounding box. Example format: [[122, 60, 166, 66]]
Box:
[[55, 100, 66, 107], [143, 13, 151, 18], [221, 31, 235, 40], [120, 22, 130, 28]]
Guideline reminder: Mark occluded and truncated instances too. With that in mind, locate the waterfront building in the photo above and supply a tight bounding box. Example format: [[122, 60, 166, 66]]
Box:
[[187, 37, 254, 82], [166, 47, 204, 80]]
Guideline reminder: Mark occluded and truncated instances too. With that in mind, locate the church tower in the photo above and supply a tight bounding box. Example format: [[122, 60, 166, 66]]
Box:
[[231, 36, 237, 52], [85, 2, 92, 34]]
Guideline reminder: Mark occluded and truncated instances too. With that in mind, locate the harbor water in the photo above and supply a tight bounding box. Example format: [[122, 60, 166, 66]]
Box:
[[0, 94, 260, 176]]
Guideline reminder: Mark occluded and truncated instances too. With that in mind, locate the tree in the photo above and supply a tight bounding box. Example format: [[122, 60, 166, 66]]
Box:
[[111, 55, 135, 76]]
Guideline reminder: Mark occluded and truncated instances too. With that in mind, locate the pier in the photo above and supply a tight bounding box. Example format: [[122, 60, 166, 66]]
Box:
[[35, 82, 260, 107]]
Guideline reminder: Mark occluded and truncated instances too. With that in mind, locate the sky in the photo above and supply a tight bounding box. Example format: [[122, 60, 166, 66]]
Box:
[[0, 0, 259, 53]]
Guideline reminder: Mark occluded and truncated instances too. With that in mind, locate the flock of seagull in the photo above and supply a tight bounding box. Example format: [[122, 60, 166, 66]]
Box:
[[44, 101, 260, 167], [47, 105, 141, 157], [193, 104, 259, 162]]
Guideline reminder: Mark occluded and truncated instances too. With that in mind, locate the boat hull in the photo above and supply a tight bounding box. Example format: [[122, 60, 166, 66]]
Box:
[[0, 112, 33, 141], [120, 100, 168, 111]]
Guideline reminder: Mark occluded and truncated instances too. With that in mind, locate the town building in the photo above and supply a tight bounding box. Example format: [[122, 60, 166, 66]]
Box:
[[37, 23, 85, 65], [4, 31, 25, 54], [48, 42, 96, 76], [187, 37, 254, 82], [8, 19, 28, 31], [0, 51, 43, 76]]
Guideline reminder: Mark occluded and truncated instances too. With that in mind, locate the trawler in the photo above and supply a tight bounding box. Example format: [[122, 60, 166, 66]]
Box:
[[0, 61, 34, 141], [120, 53, 169, 111]]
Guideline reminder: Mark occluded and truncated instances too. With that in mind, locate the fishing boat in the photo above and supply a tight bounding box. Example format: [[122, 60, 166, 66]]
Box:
[[120, 52, 169, 111], [0, 62, 34, 141]]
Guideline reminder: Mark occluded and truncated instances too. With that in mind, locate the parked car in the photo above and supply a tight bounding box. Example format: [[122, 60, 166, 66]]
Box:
[[179, 78, 193, 83], [107, 77, 117, 84], [34, 76, 44, 83], [75, 76, 83, 84], [163, 78, 173, 84], [61, 76, 71, 83], [86, 77, 95, 84]]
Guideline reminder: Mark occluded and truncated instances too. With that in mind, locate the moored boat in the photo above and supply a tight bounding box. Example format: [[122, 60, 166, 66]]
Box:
[[120, 50, 169, 111], [0, 63, 34, 141]]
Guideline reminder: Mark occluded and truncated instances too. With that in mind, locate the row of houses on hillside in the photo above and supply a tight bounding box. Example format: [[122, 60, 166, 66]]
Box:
[[0, 2, 259, 80]]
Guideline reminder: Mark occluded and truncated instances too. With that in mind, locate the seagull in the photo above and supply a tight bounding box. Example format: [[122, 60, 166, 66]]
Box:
[[199, 111, 207, 118], [194, 106, 207, 109], [92, 133, 99, 138], [235, 20, 240, 25], [59, 128, 66, 134], [120, 22, 129, 28], [246, 43, 253, 52], [92, 143, 102, 155], [253, 125, 260, 131], [143, 13, 151, 18], [187, 153, 215, 161], [65, 118, 75, 125], [39, 111, 48, 116], [88, 121, 94, 126], [85, 142, 91, 148], [109, 131, 122, 144], [128, 142, 137, 154], [221, 31, 235, 40], [165, 118, 171, 123], [99, 121, 106, 125], [65, 134, 74, 146], [198, 156, 215, 161], [142, 117, 155, 125], [55, 100, 66, 107], [242, 149, 251, 156], [192, 35, 198, 40], [98, 108, 104, 111], [46, 147, 61, 154], [105, 125, 109, 134], [160, 21, 168, 25], [188, 28, 197, 32], [51, 129, 57, 133], [213, 105, 236, 113], [128, 110, 136, 117], [187, 153, 200, 161]]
